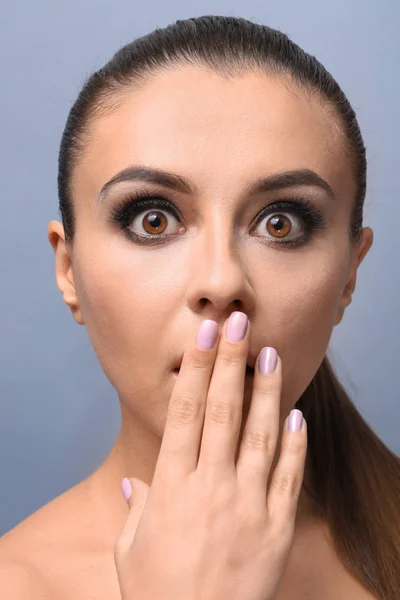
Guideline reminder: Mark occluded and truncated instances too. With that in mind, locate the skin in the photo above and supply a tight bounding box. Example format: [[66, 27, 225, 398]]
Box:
[[44, 65, 373, 595]]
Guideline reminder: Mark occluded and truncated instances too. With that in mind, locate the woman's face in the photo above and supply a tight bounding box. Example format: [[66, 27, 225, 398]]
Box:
[[49, 66, 372, 438]]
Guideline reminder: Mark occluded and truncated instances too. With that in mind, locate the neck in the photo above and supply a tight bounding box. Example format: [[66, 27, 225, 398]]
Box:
[[83, 400, 320, 553]]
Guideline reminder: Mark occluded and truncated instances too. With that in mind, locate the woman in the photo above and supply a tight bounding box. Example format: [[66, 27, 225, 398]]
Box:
[[1, 14, 399, 600]]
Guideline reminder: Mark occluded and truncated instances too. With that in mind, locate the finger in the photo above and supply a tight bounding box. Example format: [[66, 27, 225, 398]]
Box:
[[114, 477, 150, 561], [236, 347, 282, 509], [153, 319, 220, 480], [197, 312, 250, 473], [266, 410, 308, 527]]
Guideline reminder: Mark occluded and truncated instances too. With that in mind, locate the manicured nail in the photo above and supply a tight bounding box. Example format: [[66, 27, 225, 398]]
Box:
[[258, 346, 278, 375], [288, 409, 303, 432], [121, 477, 132, 502], [226, 312, 248, 342], [196, 320, 219, 349]]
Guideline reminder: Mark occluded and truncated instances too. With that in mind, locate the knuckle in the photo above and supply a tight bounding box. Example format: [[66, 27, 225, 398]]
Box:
[[272, 470, 299, 496], [206, 397, 236, 425], [251, 385, 278, 402], [256, 377, 281, 396], [281, 435, 305, 456], [169, 395, 201, 425], [242, 427, 273, 453], [187, 353, 212, 372], [217, 349, 245, 370]]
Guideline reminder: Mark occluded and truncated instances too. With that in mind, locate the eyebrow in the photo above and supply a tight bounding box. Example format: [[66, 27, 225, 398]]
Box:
[[96, 165, 336, 203]]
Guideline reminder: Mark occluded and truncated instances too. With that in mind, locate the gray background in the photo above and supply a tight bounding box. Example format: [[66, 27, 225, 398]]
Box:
[[1, 0, 399, 537]]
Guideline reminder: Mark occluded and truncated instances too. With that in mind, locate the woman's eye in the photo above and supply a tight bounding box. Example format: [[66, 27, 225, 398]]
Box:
[[126, 207, 303, 242], [128, 207, 302, 241], [110, 194, 326, 248], [130, 208, 181, 237], [253, 211, 303, 241]]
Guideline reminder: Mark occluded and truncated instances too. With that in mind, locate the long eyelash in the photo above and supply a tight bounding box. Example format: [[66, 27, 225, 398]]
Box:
[[254, 198, 327, 248], [109, 191, 327, 248], [109, 193, 177, 229]]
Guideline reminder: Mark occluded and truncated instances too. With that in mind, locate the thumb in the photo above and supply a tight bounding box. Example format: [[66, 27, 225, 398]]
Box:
[[117, 477, 150, 548], [122, 476, 150, 510]]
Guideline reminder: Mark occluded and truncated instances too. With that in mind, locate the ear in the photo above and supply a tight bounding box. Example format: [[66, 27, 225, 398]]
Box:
[[334, 227, 374, 326], [47, 221, 85, 325]]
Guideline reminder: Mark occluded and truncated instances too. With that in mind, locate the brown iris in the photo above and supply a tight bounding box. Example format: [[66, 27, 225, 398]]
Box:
[[266, 214, 292, 238], [142, 211, 168, 234], [141, 210, 293, 239]]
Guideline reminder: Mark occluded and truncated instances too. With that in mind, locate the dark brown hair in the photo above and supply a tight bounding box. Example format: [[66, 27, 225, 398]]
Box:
[[57, 15, 400, 599]]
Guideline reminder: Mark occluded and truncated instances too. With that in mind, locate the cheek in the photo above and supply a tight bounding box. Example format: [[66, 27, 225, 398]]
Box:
[[270, 256, 348, 409], [71, 233, 350, 430], [71, 246, 182, 400]]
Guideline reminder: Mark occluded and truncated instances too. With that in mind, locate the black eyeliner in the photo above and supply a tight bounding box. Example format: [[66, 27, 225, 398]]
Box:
[[108, 191, 327, 248]]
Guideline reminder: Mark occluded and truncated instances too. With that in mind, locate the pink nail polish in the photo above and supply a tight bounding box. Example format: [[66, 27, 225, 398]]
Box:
[[226, 312, 248, 342], [121, 477, 132, 501], [288, 409, 303, 432], [258, 346, 277, 375], [196, 320, 219, 350]]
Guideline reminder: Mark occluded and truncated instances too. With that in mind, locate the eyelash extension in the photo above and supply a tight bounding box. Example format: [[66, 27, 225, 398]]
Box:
[[109, 191, 327, 249]]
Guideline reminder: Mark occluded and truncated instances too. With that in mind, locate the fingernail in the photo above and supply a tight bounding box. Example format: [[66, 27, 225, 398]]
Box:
[[196, 320, 219, 350], [226, 312, 248, 342], [258, 346, 277, 375], [121, 477, 132, 502], [288, 409, 303, 432]]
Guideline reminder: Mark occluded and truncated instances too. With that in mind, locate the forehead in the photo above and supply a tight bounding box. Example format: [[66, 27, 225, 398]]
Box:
[[76, 66, 354, 202]]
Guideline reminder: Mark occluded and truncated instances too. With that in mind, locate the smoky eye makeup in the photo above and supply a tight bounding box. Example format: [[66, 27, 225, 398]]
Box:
[[107, 188, 328, 249]]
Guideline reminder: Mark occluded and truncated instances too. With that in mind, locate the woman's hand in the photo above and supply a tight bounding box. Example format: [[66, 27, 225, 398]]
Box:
[[114, 312, 307, 600]]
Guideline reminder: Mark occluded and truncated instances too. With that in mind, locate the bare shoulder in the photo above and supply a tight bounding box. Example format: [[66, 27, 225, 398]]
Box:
[[0, 481, 91, 592], [0, 498, 67, 598], [0, 478, 122, 600], [0, 487, 77, 562], [0, 559, 51, 599]]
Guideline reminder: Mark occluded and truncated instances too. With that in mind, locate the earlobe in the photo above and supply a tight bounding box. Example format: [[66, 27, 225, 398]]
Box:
[[334, 227, 374, 327], [357, 226, 374, 266], [334, 295, 352, 326], [47, 221, 85, 325], [336, 265, 357, 327]]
